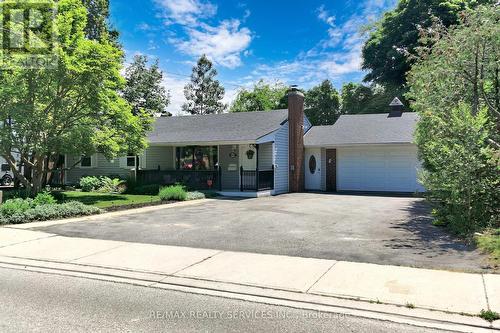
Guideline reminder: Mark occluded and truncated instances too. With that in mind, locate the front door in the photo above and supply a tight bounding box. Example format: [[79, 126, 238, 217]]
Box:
[[305, 148, 321, 190], [219, 145, 240, 190], [326, 149, 337, 192]]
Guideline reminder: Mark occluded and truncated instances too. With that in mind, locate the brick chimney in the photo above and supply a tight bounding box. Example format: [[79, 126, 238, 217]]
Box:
[[388, 97, 404, 117], [288, 86, 305, 193]]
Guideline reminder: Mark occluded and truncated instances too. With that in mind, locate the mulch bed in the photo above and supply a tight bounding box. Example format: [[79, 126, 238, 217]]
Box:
[[102, 200, 176, 213]]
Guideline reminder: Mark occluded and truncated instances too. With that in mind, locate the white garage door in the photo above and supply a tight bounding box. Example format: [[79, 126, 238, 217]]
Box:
[[337, 145, 423, 192]]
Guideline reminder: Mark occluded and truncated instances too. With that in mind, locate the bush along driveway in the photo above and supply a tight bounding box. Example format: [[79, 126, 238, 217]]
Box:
[[0, 186, 213, 225], [0, 193, 102, 225]]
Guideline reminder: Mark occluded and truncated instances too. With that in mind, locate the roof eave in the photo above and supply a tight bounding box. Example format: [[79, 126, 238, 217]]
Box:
[[304, 141, 416, 148]]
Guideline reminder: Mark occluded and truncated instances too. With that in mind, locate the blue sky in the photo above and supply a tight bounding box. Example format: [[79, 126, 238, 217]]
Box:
[[110, 0, 397, 114]]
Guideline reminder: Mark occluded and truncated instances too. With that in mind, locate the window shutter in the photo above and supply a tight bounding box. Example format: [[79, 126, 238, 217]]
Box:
[[92, 154, 98, 168], [139, 152, 147, 169]]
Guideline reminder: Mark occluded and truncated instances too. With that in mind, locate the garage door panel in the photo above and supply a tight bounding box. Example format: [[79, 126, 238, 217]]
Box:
[[338, 146, 420, 192]]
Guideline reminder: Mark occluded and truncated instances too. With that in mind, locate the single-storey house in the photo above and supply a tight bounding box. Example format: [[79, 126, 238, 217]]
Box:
[[61, 90, 424, 196]]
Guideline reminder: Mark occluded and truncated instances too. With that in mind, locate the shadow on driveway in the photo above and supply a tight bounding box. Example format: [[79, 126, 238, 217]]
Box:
[[384, 200, 482, 262], [33, 193, 491, 273]]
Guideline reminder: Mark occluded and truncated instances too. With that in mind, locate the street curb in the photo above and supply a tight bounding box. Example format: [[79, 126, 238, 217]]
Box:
[[0, 256, 495, 332]]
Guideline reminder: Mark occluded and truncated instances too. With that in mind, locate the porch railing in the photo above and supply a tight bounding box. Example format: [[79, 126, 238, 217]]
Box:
[[137, 169, 219, 190], [240, 166, 274, 192]]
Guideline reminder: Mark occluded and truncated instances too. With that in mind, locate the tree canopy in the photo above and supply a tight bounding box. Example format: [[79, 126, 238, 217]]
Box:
[[340, 83, 406, 115], [304, 80, 341, 125], [0, 0, 147, 194], [82, 0, 117, 41], [230, 80, 288, 113], [183, 55, 226, 115], [123, 55, 171, 118], [362, 0, 493, 88], [406, 4, 499, 234]]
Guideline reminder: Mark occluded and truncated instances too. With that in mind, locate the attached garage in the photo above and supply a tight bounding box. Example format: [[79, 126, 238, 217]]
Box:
[[337, 145, 423, 192], [304, 110, 425, 193]]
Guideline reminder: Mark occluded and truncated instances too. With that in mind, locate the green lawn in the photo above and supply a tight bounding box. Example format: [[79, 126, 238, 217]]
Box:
[[58, 191, 160, 209], [476, 229, 500, 266]]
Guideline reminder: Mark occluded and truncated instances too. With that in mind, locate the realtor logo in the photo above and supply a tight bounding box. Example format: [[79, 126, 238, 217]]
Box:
[[0, 0, 57, 69]]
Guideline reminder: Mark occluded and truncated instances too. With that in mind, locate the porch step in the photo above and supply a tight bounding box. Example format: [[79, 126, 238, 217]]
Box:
[[217, 190, 273, 198]]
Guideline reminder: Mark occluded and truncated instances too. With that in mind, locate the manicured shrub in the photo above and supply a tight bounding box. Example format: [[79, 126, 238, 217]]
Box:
[[126, 184, 160, 195], [50, 191, 65, 202], [2, 189, 30, 200], [1, 202, 101, 225], [159, 185, 187, 201], [79, 176, 126, 193], [33, 191, 57, 206], [0, 198, 34, 216], [186, 191, 206, 201], [97, 177, 126, 194], [80, 176, 102, 192]]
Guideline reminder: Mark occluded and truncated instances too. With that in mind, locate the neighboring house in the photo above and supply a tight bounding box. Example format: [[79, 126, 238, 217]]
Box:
[[63, 93, 424, 196]]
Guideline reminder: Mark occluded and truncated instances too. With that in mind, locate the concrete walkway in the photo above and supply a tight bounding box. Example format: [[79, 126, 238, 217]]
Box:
[[0, 227, 498, 330]]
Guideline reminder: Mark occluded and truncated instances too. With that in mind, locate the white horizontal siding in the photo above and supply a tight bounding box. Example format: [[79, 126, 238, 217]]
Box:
[[259, 143, 273, 170], [66, 146, 175, 184], [146, 146, 174, 170], [65, 154, 131, 184], [273, 122, 289, 194], [239, 144, 257, 170]]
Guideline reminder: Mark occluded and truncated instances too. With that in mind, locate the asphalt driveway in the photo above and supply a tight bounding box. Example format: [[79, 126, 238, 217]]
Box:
[[33, 193, 488, 272]]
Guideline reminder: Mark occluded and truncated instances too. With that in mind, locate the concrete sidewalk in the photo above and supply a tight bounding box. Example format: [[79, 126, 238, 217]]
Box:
[[0, 228, 498, 329]]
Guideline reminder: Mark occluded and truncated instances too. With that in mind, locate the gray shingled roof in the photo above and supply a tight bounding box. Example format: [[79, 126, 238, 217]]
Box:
[[148, 110, 288, 144], [304, 113, 418, 147]]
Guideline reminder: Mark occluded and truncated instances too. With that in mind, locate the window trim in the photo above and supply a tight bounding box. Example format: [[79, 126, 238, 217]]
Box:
[[175, 146, 218, 171], [126, 155, 136, 167], [79, 155, 93, 169]]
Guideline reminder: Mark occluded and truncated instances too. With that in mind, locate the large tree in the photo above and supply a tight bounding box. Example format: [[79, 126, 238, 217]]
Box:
[[183, 55, 226, 115], [362, 0, 493, 88], [304, 80, 341, 125], [340, 83, 373, 115], [82, 0, 117, 41], [230, 80, 288, 113], [123, 55, 171, 118], [0, 0, 147, 195], [340, 83, 407, 115], [406, 5, 499, 234]]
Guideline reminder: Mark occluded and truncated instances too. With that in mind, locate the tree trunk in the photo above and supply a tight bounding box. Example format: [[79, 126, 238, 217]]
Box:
[[31, 157, 45, 195], [2, 153, 32, 194]]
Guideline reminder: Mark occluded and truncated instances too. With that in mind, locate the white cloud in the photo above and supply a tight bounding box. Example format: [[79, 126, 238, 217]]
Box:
[[223, 86, 239, 108], [317, 5, 335, 27], [155, 0, 217, 25], [170, 20, 252, 69], [162, 73, 239, 115], [154, 0, 252, 69], [247, 1, 396, 89], [162, 73, 189, 115]]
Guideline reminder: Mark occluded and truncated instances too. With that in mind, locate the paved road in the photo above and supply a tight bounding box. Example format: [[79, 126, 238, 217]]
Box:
[[0, 267, 449, 333], [34, 193, 488, 272]]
